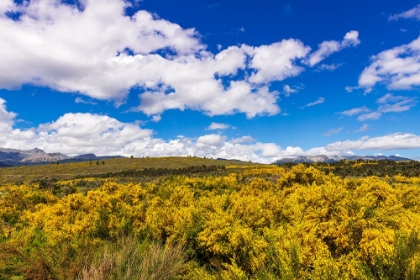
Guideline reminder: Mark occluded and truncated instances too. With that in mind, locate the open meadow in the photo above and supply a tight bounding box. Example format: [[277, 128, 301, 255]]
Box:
[[1, 158, 420, 279]]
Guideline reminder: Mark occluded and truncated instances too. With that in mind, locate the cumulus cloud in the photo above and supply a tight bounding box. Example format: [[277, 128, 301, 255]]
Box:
[[389, 5, 420, 21], [323, 127, 343, 136], [248, 39, 310, 84], [0, 0, 202, 100], [230, 136, 254, 144], [302, 97, 325, 108], [307, 31, 360, 66], [0, 1, 358, 118], [0, 98, 279, 162], [1, 98, 420, 162], [358, 36, 420, 91], [207, 122, 230, 130]]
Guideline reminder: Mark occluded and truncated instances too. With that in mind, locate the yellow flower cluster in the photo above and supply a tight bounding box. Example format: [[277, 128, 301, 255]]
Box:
[[1, 164, 420, 279]]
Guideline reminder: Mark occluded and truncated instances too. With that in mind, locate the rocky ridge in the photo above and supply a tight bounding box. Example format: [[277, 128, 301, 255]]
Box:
[[0, 148, 122, 167], [273, 155, 412, 164]]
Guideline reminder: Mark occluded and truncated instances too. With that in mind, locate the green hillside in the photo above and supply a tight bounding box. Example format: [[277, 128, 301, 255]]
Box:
[[0, 156, 257, 184]]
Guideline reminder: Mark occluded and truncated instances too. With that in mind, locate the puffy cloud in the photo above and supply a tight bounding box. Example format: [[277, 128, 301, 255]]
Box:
[[1, 98, 420, 162], [248, 39, 310, 84], [0, 2, 359, 118], [307, 31, 360, 66], [358, 36, 420, 91], [323, 127, 343, 136], [196, 134, 226, 147], [325, 133, 420, 151], [0, 98, 15, 126], [342, 31, 361, 47], [389, 5, 420, 21], [135, 82, 281, 118], [0, 98, 273, 162], [0, 0, 202, 100], [207, 122, 230, 130], [230, 136, 254, 144], [301, 97, 325, 108]]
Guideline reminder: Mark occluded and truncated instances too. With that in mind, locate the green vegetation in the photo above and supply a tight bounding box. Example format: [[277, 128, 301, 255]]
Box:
[[1, 159, 420, 279], [280, 159, 420, 177], [0, 157, 254, 184]]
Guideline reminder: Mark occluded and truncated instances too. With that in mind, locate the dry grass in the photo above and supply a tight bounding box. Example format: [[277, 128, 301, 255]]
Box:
[[79, 235, 187, 280], [0, 156, 257, 183]]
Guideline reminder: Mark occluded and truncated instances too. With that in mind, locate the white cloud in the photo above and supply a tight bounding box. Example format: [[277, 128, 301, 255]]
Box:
[[389, 5, 420, 21], [75, 97, 97, 105], [358, 36, 420, 91], [376, 93, 417, 113], [0, 0, 203, 100], [316, 63, 343, 72], [0, 98, 16, 126], [357, 112, 382, 121], [342, 31, 361, 47], [307, 31, 360, 66], [230, 136, 254, 144], [207, 122, 230, 130], [323, 127, 343, 136], [355, 124, 369, 132], [283, 84, 298, 96], [341, 94, 416, 121], [302, 97, 325, 108], [1, 99, 420, 162], [325, 133, 420, 151], [196, 134, 226, 147], [0, 3, 359, 118], [340, 106, 370, 116], [151, 115, 162, 122], [248, 39, 310, 84]]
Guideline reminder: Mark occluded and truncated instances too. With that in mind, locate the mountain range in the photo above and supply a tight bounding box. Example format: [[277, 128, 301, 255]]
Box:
[[0, 148, 122, 167], [272, 155, 413, 164], [0, 148, 415, 167]]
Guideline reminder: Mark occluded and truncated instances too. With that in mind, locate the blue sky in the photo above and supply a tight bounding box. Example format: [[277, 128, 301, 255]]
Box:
[[0, 0, 420, 162]]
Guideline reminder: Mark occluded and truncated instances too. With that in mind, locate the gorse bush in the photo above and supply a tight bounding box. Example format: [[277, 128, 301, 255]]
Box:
[[0, 164, 420, 279]]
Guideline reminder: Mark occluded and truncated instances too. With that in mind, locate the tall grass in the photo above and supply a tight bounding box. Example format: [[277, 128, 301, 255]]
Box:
[[79, 235, 187, 280]]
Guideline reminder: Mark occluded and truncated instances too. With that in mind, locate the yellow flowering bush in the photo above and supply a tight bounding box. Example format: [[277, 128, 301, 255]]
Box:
[[1, 164, 420, 279]]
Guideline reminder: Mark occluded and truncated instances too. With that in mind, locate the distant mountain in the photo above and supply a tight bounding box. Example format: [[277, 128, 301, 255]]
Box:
[[71, 153, 98, 160], [272, 155, 412, 164], [0, 148, 123, 167], [0, 148, 69, 166]]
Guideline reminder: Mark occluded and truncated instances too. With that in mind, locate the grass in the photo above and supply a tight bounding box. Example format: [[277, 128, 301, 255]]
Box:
[[0, 156, 258, 184], [79, 236, 187, 280]]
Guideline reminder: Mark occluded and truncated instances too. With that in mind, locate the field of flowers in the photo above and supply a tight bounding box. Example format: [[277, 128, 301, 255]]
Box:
[[1, 161, 420, 279]]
